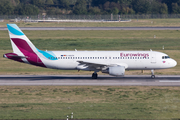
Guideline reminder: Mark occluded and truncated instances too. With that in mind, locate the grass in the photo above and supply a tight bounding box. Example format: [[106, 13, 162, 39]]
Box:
[[1, 30, 180, 50], [1, 38, 180, 51], [0, 30, 180, 75], [1, 19, 180, 27], [0, 86, 180, 119], [2, 29, 180, 39]]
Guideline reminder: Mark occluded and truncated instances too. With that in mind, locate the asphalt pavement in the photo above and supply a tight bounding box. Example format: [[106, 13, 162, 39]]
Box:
[[0, 75, 180, 86]]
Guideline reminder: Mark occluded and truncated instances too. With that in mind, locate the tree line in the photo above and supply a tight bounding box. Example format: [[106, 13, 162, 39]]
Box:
[[1, 0, 180, 15]]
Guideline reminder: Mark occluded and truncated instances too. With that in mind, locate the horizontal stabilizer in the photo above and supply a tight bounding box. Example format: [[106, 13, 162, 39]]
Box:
[[3, 53, 27, 59]]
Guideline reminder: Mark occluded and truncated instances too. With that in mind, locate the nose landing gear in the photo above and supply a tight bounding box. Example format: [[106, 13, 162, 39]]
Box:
[[151, 69, 155, 79]]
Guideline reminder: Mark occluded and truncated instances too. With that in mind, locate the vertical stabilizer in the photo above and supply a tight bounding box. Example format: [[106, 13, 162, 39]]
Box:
[[7, 24, 37, 54], [5, 24, 46, 67]]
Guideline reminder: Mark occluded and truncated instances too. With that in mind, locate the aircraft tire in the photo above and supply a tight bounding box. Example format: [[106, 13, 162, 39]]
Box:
[[151, 75, 155, 79], [92, 73, 98, 79]]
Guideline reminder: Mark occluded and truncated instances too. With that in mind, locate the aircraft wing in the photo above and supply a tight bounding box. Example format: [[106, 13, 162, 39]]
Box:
[[77, 61, 108, 70], [77, 60, 128, 70]]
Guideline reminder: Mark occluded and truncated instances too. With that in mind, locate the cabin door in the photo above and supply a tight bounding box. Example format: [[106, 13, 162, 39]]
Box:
[[151, 53, 156, 63]]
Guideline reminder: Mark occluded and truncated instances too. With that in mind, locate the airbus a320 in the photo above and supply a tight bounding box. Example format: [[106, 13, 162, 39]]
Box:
[[3, 24, 177, 79]]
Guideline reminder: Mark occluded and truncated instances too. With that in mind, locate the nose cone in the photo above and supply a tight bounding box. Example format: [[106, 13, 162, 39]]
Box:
[[172, 59, 177, 67]]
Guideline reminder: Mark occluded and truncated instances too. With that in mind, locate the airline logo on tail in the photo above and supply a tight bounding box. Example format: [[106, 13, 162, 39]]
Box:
[[7, 24, 24, 36], [4, 24, 47, 67]]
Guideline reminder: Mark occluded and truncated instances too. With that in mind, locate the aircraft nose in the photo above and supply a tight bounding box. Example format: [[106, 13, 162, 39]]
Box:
[[172, 59, 177, 67]]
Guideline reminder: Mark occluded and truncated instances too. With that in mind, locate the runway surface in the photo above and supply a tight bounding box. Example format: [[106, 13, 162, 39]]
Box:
[[1, 27, 180, 30], [0, 75, 180, 86]]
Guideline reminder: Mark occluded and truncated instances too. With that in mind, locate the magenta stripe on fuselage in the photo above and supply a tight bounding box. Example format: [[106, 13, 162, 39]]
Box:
[[11, 38, 46, 68]]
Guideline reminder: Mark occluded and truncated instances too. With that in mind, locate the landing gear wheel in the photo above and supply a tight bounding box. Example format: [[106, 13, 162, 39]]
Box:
[[92, 73, 98, 79], [151, 75, 155, 79], [151, 69, 155, 79]]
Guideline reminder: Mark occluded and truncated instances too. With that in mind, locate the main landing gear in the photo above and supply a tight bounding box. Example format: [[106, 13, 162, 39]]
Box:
[[151, 69, 155, 79], [92, 72, 98, 79]]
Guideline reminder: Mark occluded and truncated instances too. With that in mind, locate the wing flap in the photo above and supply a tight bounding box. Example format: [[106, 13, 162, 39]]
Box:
[[77, 60, 107, 67], [77, 61, 128, 70]]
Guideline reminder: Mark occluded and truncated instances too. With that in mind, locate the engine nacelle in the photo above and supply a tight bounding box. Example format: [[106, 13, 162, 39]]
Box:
[[109, 66, 125, 76]]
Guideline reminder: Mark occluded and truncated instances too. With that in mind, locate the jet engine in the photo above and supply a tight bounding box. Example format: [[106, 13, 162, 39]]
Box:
[[109, 66, 125, 76]]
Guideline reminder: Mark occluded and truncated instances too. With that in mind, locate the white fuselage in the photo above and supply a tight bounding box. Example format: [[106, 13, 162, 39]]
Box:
[[39, 50, 177, 71]]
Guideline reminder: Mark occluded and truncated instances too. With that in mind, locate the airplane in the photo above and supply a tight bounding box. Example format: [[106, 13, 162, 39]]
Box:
[[3, 24, 177, 79]]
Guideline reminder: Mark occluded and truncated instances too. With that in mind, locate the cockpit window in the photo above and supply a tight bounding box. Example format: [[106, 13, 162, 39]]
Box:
[[165, 56, 170, 59], [162, 56, 170, 59]]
